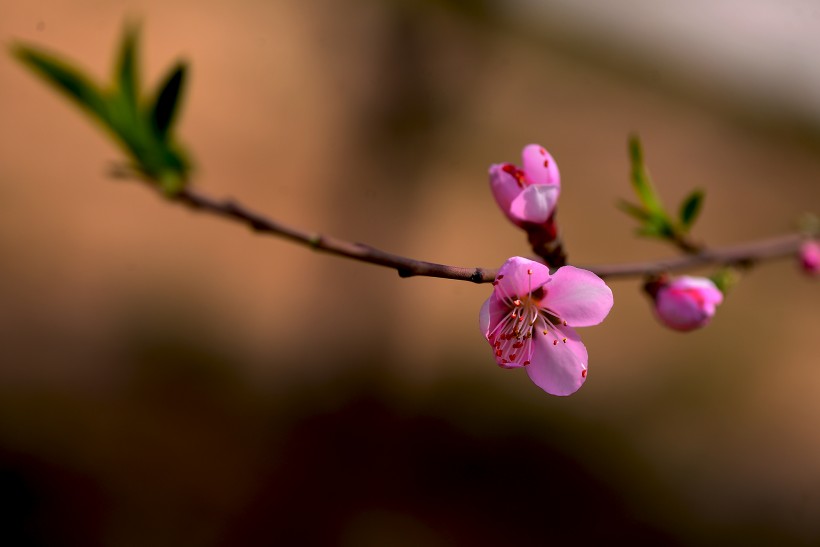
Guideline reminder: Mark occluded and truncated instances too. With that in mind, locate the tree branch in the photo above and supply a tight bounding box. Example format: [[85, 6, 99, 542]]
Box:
[[174, 187, 808, 283]]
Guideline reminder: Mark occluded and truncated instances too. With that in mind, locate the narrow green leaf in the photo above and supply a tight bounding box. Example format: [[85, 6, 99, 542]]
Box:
[[679, 189, 704, 230], [617, 199, 652, 222], [636, 217, 674, 239], [148, 62, 186, 139], [115, 23, 140, 111], [709, 267, 737, 294], [12, 44, 110, 125], [628, 134, 665, 216]]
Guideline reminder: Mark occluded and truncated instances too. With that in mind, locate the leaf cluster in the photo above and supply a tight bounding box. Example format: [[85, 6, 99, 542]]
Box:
[[12, 23, 190, 193], [618, 135, 704, 245]]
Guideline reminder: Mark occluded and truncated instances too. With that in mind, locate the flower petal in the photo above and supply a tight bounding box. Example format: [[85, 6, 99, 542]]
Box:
[[668, 276, 724, 307], [480, 293, 530, 369], [542, 266, 613, 327], [655, 277, 722, 331], [509, 184, 559, 224], [479, 293, 507, 338], [488, 163, 521, 221], [521, 144, 560, 187], [526, 326, 588, 396], [494, 257, 551, 300]]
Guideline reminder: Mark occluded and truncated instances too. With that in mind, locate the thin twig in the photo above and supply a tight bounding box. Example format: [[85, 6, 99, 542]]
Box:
[[174, 187, 808, 283]]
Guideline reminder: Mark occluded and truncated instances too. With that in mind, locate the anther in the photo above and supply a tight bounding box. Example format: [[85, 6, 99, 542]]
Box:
[[523, 360, 531, 366], [527, 269, 533, 275], [581, 369, 587, 378], [562, 338, 567, 343], [513, 299, 522, 307], [562, 320, 568, 326], [553, 340, 558, 346]]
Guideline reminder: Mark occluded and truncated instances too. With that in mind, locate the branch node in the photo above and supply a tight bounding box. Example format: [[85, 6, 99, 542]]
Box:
[[397, 268, 414, 278], [308, 234, 322, 249], [248, 219, 266, 232], [470, 270, 484, 284]]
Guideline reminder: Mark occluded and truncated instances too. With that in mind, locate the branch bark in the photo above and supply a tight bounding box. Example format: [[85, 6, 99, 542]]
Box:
[[175, 187, 807, 283]]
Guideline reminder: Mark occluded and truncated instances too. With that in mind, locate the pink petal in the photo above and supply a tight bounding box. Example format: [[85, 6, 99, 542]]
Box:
[[494, 257, 551, 300], [526, 326, 588, 396], [668, 276, 724, 306], [479, 293, 507, 338], [488, 163, 521, 221], [542, 266, 614, 327], [800, 240, 820, 275], [480, 293, 530, 369], [521, 144, 561, 187], [509, 184, 559, 224], [655, 277, 722, 332]]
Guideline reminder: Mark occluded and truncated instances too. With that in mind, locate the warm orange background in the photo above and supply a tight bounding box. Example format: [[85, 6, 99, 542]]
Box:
[[1, 1, 819, 545]]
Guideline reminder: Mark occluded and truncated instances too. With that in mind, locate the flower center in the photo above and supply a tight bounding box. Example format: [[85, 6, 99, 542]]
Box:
[[488, 271, 570, 368]]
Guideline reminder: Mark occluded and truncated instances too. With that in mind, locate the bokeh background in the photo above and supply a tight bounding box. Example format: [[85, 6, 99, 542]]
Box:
[[1, 1, 819, 545]]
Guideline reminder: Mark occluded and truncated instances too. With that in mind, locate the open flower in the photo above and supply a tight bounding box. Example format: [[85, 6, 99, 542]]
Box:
[[479, 257, 613, 396], [799, 240, 820, 276], [653, 276, 723, 332], [488, 144, 561, 228]]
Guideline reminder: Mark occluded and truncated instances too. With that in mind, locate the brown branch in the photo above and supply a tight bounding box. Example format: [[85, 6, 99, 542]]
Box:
[[174, 187, 808, 283]]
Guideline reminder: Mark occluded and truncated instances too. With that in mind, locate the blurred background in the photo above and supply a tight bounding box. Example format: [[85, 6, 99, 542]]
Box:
[[1, 0, 819, 545]]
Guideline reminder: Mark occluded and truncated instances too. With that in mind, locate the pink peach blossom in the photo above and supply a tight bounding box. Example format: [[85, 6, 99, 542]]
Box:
[[488, 144, 561, 228], [799, 240, 820, 276], [654, 276, 723, 332], [479, 257, 613, 396]]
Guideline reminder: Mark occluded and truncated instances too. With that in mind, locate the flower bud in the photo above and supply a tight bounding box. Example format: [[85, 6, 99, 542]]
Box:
[[799, 240, 820, 276], [652, 276, 723, 332], [488, 144, 560, 229]]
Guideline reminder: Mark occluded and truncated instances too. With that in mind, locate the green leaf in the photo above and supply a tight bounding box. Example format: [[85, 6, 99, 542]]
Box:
[[115, 23, 140, 111], [628, 134, 665, 217], [709, 267, 737, 294], [635, 213, 675, 239], [678, 189, 704, 231], [149, 62, 187, 139], [617, 199, 652, 222], [12, 44, 111, 126], [13, 25, 192, 192]]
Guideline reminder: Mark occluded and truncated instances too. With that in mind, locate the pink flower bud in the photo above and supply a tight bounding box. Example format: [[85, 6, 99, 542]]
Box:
[[653, 276, 723, 332], [799, 240, 820, 276], [488, 144, 560, 228]]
